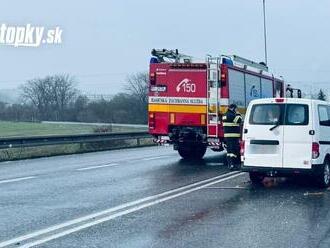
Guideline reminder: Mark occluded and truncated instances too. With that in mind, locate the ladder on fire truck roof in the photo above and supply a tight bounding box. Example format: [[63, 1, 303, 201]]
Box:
[[230, 55, 269, 72], [206, 56, 221, 138]]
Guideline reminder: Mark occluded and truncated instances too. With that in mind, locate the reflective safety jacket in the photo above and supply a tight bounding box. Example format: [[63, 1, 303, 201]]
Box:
[[222, 109, 242, 138]]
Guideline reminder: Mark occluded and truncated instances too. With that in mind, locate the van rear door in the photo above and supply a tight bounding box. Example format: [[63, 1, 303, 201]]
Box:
[[282, 103, 313, 169], [244, 103, 284, 168]]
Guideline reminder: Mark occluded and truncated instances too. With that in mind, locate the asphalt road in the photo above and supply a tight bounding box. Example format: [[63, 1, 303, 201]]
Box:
[[1, 146, 330, 248]]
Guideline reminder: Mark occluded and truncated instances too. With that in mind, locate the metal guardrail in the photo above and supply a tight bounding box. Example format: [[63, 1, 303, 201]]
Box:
[[0, 132, 151, 149], [41, 121, 148, 129]]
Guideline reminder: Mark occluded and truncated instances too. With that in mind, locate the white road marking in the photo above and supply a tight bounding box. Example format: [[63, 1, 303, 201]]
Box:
[[76, 154, 175, 169], [205, 186, 248, 189], [0, 171, 243, 248], [17, 172, 245, 248], [0, 176, 36, 185], [142, 155, 171, 161], [76, 163, 119, 171]]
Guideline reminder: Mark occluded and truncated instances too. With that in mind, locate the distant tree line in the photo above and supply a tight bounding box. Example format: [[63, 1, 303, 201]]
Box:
[[0, 72, 148, 124]]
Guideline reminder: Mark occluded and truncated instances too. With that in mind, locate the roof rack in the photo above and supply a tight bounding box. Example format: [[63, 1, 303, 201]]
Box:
[[151, 49, 192, 63]]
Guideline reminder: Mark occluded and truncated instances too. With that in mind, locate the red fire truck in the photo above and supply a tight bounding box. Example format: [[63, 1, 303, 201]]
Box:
[[148, 49, 286, 159]]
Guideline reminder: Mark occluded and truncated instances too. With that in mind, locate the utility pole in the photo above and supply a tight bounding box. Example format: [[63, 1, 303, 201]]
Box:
[[262, 0, 268, 65]]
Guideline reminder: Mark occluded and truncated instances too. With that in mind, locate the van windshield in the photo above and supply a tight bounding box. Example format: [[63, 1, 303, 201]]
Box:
[[249, 104, 309, 125]]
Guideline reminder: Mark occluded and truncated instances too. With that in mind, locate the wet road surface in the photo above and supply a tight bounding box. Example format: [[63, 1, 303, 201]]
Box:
[[0, 146, 330, 248]]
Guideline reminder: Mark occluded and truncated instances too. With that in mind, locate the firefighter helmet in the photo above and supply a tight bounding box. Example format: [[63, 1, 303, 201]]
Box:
[[229, 104, 237, 110]]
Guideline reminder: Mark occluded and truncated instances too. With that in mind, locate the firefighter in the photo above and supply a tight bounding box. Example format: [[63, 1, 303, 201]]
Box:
[[222, 104, 242, 170]]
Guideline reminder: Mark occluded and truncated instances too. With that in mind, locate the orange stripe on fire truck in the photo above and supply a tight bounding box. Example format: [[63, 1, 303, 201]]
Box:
[[149, 104, 206, 114], [149, 104, 246, 114]]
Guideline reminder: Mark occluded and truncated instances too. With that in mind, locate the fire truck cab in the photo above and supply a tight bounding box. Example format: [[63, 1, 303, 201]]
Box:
[[148, 49, 285, 160]]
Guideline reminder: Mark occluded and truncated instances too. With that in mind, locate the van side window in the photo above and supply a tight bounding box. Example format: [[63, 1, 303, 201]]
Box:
[[319, 105, 330, 126], [249, 104, 281, 125], [249, 104, 308, 125], [286, 104, 308, 125]]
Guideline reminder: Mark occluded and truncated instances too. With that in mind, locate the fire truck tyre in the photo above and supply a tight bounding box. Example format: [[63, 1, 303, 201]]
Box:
[[193, 146, 207, 159], [249, 172, 265, 185], [178, 146, 206, 160], [315, 159, 330, 188], [178, 147, 192, 159]]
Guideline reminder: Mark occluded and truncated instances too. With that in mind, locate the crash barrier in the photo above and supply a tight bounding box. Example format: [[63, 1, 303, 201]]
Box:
[[0, 132, 150, 149]]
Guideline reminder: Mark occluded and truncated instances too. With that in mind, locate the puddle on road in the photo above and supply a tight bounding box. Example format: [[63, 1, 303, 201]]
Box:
[[303, 192, 325, 196], [206, 162, 224, 167]]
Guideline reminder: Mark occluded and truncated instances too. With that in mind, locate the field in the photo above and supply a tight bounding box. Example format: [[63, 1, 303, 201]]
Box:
[[0, 121, 146, 138]]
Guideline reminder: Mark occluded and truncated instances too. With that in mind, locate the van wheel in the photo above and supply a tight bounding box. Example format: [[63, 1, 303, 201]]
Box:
[[249, 172, 265, 185], [178, 145, 206, 160], [315, 159, 330, 188]]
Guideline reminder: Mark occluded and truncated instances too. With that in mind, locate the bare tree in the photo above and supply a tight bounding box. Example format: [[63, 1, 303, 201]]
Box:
[[124, 72, 148, 123], [21, 74, 78, 120], [21, 77, 52, 120], [51, 74, 78, 119], [125, 72, 148, 105]]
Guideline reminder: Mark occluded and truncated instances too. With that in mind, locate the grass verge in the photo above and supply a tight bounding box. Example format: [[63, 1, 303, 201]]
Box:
[[0, 121, 146, 137]]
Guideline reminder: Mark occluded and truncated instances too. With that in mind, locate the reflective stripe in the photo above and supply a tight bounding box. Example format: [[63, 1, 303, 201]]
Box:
[[223, 122, 240, 127], [227, 153, 237, 158], [148, 104, 206, 114], [224, 133, 241, 138], [233, 115, 242, 123]]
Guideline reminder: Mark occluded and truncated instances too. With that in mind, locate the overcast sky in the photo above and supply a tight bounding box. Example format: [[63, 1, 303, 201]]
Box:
[[0, 0, 329, 94]]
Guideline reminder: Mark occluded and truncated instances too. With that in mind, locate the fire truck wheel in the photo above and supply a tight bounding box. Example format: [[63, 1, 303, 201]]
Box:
[[178, 145, 206, 160]]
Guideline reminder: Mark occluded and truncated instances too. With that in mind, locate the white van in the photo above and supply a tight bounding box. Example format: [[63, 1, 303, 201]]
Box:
[[241, 98, 330, 188]]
